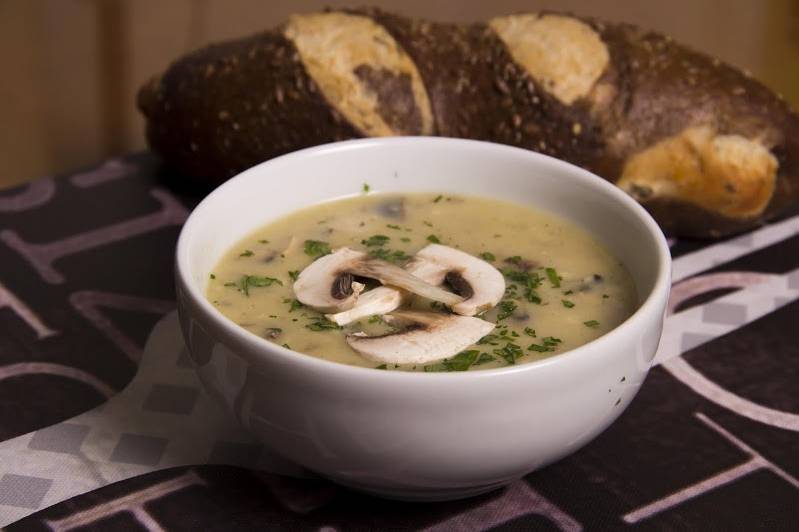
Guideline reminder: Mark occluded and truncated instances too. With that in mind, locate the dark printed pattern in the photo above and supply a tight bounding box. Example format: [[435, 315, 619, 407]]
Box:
[[1, 155, 797, 530]]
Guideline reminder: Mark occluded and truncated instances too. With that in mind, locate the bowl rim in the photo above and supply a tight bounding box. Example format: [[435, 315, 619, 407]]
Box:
[[176, 136, 671, 380]]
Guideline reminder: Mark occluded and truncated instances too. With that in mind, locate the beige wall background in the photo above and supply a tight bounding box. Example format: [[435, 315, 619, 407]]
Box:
[[2, 0, 798, 189]]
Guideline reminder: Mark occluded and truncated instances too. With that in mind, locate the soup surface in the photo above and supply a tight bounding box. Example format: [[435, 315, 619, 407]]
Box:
[[206, 193, 637, 371]]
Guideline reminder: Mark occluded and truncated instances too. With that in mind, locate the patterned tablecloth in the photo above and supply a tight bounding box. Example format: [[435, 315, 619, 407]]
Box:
[[0, 153, 797, 530]]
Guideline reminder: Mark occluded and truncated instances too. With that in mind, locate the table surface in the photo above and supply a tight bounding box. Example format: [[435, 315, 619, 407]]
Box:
[[0, 153, 797, 530]]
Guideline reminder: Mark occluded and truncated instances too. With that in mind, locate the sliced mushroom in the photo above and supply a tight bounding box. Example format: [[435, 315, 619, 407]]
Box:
[[347, 310, 496, 365], [413, 244, 505, 316], [325, 254, 447, 325], [325, 286, 401, 325], [294, 247, 462, 313], [348, 257, 464, 307], [293, 248, 368, 312]]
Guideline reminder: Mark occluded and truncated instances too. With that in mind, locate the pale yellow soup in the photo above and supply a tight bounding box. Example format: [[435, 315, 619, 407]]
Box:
[[206, 193, 637, 371]]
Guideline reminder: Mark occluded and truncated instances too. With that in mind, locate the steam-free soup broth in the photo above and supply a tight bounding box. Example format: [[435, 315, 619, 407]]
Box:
[[206, 193, 637, 371]]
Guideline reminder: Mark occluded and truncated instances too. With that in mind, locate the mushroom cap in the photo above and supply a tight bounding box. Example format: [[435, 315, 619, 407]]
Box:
[[414, 244, 506, 316], [346, 310, 495, 365], [293, 247, 367, 312]]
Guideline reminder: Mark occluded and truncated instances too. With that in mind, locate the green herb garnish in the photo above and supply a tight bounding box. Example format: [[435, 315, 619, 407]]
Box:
[[367, 315, 384, 324], [528, 336, 562, 353], [239, 250, 254, 257], [282, 298, 303, 312], [400, 237, 411, 243], [494, 343, 523, 365], [304, 239, 331, 257], [473, 353, 496, 365], [386, 224, 401, 230], [562, 300, 575, 308], [497, 300, 517, 320], [477, 334, 500, 345], [288, 270, 300, 281], [368, 248, 409, 263], [362, 234, 390, 247], [528, 343, 552, 352], [423, 350, 480, 372], [305, 319, 341, 331], [423, 220, 433, 227], [546, 267, 561, 288], [433, 194, 443, 203], [375, 364, 388, 370], [426, 234, 441, 244], [584, 320, 600, 328], [258, 239, 270, 244], [209, 273, 216, 279], [238, 274, 282, 296], [480, 252, 496, 262], [524, 327, 537, 337], [363, 183, 370, 193]]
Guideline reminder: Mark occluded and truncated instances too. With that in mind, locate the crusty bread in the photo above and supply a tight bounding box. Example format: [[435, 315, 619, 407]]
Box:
[[137, 8, 799, 237]]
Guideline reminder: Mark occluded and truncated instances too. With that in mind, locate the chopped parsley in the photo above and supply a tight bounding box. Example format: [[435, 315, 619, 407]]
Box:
[[584, 320, 600, 328], [524, 327, 537, 337], [239, 249, 254, 257], [433, 194, 443, 203], [367, 315, 384, 324], [258, 239, 270, 244], [477, 334, 500, 345], [529, 336, 562, 352], [362, 183, 370, 193], [375, 364, 388, 370], [368, 248, 409, 263], [288, 270, 300, 281], [305, 319, 341, 331], [528, 343, 552, 352], [423, 220, 433, 227], [282, 343, 291, 349], [545, 267, 561, 288], [400, 237, 411, 243], [209, 273, 216, 279], [506, 255, 523, 265], [282, 297, 303, 312], [362, 234, 390, 247], [496, 300, 517, 320], [473, 353, 496, 365], [237, 274, 282, 296], [480, 252, 496, 262], [562, 299, 575, 308], [494, 342, 523, 365], [386, 224, 401, 230], [426, 234, 441, 244], [424, 350, 480, 372], [304, 239, 331, 257], [602, 294, 610, 299]]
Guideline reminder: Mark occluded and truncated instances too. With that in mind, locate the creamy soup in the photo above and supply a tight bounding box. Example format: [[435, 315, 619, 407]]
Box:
[[206, 193, 637, 371]]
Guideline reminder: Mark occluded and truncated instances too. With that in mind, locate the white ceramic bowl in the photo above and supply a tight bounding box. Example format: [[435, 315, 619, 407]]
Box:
[[175, 137, 671, 501]]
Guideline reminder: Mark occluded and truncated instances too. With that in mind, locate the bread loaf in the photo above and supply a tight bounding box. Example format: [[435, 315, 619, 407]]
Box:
[[137, 8, 799, 238]]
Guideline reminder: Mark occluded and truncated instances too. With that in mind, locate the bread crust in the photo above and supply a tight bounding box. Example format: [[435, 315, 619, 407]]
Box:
[[137, 9, 799, 237]]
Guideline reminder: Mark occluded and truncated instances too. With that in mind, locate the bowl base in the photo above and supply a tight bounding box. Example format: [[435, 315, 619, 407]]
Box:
[[323, 476, 512, 502]]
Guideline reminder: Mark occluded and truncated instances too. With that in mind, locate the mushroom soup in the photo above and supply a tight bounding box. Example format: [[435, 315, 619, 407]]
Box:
[[206, 193, 637, 371]]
